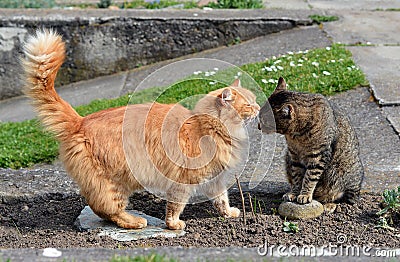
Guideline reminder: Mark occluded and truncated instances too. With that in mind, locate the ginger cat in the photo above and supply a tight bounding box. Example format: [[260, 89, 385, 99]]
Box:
[[22, 29, 260, 230]]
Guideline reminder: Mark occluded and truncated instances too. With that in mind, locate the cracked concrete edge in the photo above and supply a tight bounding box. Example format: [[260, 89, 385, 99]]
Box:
[[0, 9, 314, 24], [387, 115, 400, 136]]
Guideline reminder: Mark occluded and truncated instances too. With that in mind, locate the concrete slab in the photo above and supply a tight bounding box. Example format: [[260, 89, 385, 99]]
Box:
[[76, 206, 185, 241], [323, 11, 400, 45], [347, 46, 400, 105], [310, 0, 400, 10]]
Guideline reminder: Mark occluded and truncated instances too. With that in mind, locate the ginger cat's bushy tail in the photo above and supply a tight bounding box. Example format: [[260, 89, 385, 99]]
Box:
[[22, 29, 82, 140]]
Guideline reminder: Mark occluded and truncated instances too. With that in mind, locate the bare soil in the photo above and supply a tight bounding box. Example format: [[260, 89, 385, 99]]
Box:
[[1, 191, 399, 249]]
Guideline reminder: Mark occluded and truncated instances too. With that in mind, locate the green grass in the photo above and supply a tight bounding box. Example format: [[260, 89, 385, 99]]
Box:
[[207, 0, 263, 9], [110, 254, 177, 262], [121, 0, 198, 9], [0, 0, 55, 8], [0, 44, 368, 169], [282, 219, 299, 233], [309, 14, 339, 24]]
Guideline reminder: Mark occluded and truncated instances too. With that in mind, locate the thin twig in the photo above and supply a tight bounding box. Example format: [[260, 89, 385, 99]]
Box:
[[235, 175, 246, 225], [247, 192, 255, 217]]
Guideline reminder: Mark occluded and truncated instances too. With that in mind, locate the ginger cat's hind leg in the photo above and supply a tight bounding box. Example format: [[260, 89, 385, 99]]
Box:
[[81, 172, 147, 229], [213, 191, 240, 218], [166, 201, 187, 230]]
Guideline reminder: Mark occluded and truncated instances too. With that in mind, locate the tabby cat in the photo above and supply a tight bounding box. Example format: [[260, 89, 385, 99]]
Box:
[[258, 77, 364, 211], [22, 29, 260, 229]]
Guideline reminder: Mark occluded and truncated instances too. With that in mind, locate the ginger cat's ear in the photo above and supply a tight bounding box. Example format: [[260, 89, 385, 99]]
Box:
[[273, 77, 287, 93], [218, 88, 236, 106], [231, 78, 241, 88]]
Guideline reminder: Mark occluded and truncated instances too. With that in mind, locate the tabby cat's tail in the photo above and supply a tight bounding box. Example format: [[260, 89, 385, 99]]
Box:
[[22, 29, 82, 141]]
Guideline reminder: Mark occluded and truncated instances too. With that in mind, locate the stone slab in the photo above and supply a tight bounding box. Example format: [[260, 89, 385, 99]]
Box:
[[278, 200, 324, 220], [76, 206, 185, 241], [347, 46, 400, 106], [323, 11, 400, 45], [310, 0, 400, 10]]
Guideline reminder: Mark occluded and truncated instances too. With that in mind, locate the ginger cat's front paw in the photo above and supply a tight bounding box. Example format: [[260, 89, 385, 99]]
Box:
[[166, 219, 186, 230], [296, 194, 313, 204], [283, 192, 297, 202], [227, 207, 240, 218]]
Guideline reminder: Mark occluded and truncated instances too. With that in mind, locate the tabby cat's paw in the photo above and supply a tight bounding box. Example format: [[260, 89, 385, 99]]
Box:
[[227, 207, 240, 218], [166, 219, 186, 230], [296, 194, 312, 204], [283, 192, 297, 202]]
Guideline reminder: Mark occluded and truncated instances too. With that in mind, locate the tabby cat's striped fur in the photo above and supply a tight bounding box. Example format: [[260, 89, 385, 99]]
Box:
[[259, 77, 364, 211]]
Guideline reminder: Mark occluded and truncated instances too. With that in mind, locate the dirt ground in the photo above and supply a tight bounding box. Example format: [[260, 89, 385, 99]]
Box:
[[1, 191, 399, 249]]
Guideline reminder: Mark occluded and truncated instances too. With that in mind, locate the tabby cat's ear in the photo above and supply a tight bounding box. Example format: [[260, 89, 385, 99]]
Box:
[[218, 88, 236, 106], [231, 79, 241, 88], [274, 77, 287, 93], [281, 104, 294, 118]]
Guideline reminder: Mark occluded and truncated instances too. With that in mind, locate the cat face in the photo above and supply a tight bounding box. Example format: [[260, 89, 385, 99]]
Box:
[[258, 77, 295, 134], [208, 79, 260, 124]]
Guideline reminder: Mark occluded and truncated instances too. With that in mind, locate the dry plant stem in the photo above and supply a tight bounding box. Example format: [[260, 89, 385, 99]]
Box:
[[235, 175, 246, 225], [247, 192, 255, 217]]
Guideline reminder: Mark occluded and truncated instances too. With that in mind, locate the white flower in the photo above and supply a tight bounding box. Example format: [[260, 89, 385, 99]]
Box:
[[297, 50, 303, 54], [209, 71, 216, 76], [277, 65, 284, 70], [193, 71, 202, 75], [326, 47, 331, 50], [297, 64, 303, 67], [205, 72, 210, 77], [237, 71, 242, 76], [268, 79, 275, 83], [290, 61, 296, 67], [330, 59, 336, 63], [339, 58, 344, 62], [312, 73, 318, 78], [304, 50, 309, 53], [270, 65, 278, 72], [213, 67, 219, 71], [287, 51, 294, 55], [311, 61, 319, 67], [281, 54, 286, 58], [323, 71, 331, 76], [298, 59, 304, 63], [274, 60, 282, 64], [261, 79, 268, 84], [347, 67, 352, 71], [209, 81, 216, 85], [272, 56, 277, 59], [264, 66, 272, 72]]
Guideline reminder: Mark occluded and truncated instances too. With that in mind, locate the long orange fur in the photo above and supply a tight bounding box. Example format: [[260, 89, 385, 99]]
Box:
[[22, 29, 260, 229]]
